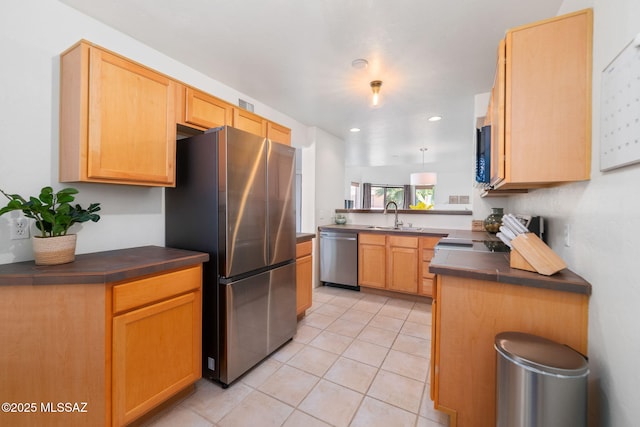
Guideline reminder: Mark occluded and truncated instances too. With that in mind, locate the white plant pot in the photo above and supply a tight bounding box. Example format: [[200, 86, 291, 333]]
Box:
[[32, 234, 77, 265]]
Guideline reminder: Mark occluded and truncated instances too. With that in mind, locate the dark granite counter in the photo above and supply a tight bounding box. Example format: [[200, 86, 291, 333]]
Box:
[[0, 246, 209, 286], [317, 224, 590, 296], [318, 223, 490, 240], [296, 233, 315, 243], [429, 249, 591, 295], [334, 209, 472, 216]]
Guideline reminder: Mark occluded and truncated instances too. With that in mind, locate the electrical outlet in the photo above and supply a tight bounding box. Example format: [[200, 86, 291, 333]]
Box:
[[10, 217, 30, 240]]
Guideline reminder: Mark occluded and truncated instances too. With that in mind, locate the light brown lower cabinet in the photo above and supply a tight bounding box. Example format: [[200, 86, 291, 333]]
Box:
[[358, 233, 440, 297], [387, 236, 419, 293], [418, 237, 441, 297], [430, 274, 588, 427], [111, 267, 202, 426], [0, 263, 203, 427], [358, 233, 387, 289], [296, 240, 313, 317]]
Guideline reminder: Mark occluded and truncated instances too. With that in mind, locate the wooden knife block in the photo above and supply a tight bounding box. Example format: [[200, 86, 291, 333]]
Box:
[[509, 233, 567, 276]]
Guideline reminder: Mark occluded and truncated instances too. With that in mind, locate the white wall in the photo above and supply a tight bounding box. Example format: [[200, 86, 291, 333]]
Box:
[[503, 1, 640, 425], [0, 1, 309, 265], [310, 127, 345, 226]]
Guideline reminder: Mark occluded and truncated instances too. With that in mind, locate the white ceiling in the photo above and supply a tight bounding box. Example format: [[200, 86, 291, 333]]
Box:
[[59, 0, 563, 168]]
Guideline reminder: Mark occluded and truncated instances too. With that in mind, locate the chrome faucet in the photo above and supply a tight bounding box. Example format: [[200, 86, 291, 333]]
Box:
[[384, 201, 403, 229]]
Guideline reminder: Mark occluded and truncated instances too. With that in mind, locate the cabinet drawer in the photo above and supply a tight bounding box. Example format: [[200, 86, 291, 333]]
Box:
[[359, 233, 386, 245], [113, 266, 202, 314], [388, 235, 418, 248], [296, 240, 313, 258]]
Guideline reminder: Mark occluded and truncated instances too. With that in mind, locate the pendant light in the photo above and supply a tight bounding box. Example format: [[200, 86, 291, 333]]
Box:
[[410, 148, 437, 185], [370, 80, 382, 106]]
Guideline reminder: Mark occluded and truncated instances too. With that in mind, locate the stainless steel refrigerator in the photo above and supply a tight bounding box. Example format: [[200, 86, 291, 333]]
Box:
[[165, 126, 297, 387]]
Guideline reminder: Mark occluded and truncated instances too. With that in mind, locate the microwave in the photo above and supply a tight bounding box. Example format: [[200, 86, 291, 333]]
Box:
[[475, 125, 491, 184]]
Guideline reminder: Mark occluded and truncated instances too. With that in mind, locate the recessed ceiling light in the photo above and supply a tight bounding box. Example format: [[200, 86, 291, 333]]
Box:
[[428, 116, 442, 122], [350, 127, 361, 132], [351, 59, 369, 69]]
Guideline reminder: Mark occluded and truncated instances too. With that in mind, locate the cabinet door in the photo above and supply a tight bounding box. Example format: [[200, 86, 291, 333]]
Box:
[[183, 87, 232, 130], [267, 121, 292, 145], [112, 291, 201, 426], [358, 234, 386, 288], [430, 275, 441, 402], [490, 39, 506, 187], [296, 254, 313, 316], [506, 10, 592, 185], [87, 47, 177, 185], [387, 236, 419, 294], [418, 237, 441, 297], [233, 108, 267, 137]]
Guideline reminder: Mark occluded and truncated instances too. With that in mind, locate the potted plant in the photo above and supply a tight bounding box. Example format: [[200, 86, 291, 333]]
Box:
[[0, 186, 101, 265]]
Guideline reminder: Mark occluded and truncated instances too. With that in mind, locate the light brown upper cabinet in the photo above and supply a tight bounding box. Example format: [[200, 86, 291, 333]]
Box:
[[232, 107, 267, 137], [60, 40, 177, 187], [267, 121, 292, 145], [178, 86, 232, 130], [489, 9, 593, 190]]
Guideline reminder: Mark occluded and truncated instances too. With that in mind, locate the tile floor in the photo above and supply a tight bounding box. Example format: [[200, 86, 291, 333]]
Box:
[[144, 286, 450, 427]]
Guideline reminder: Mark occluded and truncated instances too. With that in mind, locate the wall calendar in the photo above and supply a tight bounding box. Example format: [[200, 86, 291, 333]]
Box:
[[600, 34, 640, 171]]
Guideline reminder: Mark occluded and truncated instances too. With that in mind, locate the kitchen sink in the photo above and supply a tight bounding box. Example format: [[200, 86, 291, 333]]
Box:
[[398, 226, 424, 231], [366, 225, 424, 232]]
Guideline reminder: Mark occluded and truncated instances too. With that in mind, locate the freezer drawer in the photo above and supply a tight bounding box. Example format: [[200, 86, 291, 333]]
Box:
[[218, 262, 296, 385]]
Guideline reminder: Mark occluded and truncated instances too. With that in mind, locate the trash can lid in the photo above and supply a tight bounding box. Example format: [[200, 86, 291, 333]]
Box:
[[495, 331, 588, 377]]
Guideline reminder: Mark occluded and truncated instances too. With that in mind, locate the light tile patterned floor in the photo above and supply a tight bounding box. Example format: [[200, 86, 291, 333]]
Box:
[[144, 286, 450, 427]]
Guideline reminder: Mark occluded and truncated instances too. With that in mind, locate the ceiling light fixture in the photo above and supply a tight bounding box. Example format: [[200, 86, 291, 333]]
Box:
[[370, 80, 382, 106], [350, 127, 361, 132], [410, 148, 437, 185], [428, 116, 442, 122]]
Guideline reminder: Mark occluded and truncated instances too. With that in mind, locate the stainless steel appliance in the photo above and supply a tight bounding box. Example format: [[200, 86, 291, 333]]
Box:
[[165, 126, 296, 387], [319, 230, 359, 290]]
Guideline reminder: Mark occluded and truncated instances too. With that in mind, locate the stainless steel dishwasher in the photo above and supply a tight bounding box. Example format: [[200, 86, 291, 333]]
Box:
[[319, 230, 359, 290]]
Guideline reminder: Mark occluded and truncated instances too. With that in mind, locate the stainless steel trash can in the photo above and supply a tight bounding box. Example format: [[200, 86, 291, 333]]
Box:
[[495, 331, 588, 427]]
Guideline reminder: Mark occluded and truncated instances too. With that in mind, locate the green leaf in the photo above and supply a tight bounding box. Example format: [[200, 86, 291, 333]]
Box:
[[39, 187, 53, 204], [57, 188, 79, 196]]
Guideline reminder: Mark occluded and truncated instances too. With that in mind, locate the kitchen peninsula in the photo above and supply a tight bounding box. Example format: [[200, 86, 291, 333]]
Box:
[[429, 247, 591, 427], [318, 224, 591, 427]]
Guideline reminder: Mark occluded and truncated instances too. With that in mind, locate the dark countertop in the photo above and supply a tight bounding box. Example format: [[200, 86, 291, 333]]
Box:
[[318, 223, 591, 296], [0, 245, 209, 286], [334, 209, 472, 216], [296, 233, 315, 243], [430, 249, 591, 295], [318, 223, 491, 240]]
